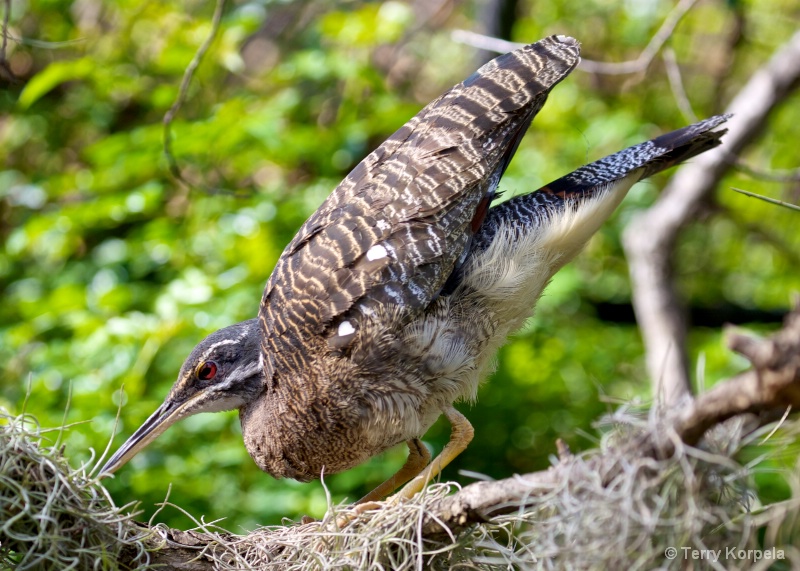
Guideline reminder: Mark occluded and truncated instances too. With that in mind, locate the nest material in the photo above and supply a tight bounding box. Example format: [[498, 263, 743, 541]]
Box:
[[0, 411, 152, 570], [1, 407, 798, 571], [212, 410, 799, 570]]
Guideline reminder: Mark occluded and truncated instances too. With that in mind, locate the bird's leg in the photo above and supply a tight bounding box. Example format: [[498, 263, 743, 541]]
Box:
[[339, 408, 471, 526], [338, 439, 430, 526], [356, 438, 431, 504], [393, 405, 474, 500]]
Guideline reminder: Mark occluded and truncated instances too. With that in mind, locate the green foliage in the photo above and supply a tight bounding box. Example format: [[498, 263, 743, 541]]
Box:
[[1, 0, 798, 531]]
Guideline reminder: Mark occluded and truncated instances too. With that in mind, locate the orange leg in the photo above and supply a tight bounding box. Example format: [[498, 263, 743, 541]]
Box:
[[357, 438, 431, 504], [393, 405, 474, 500]]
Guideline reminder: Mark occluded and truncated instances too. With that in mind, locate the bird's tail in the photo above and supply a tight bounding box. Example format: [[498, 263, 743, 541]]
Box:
[[474, 114, 731, 250]]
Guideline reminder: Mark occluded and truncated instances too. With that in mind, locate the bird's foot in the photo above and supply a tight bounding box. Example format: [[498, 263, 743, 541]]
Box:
[[334, 500, 384, 528]]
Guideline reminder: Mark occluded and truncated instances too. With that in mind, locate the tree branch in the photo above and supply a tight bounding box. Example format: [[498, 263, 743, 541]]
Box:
[[622, 30, 800, 408], [733, 161, 800, 183], [421, 303, 800, 536], [662, 47, 698, 122], [452, 0, 698, 76], [163, 0, 226, 188]]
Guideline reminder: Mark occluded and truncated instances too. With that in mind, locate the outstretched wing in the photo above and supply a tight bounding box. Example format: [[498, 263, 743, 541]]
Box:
[[471, 114, 731, 253], [259, 35, 581, 378]]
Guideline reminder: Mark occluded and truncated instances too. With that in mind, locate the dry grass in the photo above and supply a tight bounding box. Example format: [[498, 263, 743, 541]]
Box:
[[0, 411, 153, 570], [1, 405, 799, 570]]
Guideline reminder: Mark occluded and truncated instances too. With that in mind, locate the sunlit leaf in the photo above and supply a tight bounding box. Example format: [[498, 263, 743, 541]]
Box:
[[18, 58, 95, 109]]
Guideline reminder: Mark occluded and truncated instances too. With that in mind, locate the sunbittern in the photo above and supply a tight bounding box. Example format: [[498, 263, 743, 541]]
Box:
[[101, 36, 728, 503]]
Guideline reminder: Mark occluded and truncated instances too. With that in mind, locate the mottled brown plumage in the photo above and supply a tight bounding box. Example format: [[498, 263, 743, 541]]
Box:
[[248, 35, 581, 482], [101, 35, 729, 503]]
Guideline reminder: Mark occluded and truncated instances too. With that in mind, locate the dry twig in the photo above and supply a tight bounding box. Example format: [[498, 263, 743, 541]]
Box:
[[163, 0, 226, 187], [662, 47, 698, 122], [452, 0, 698, 76], [733, 161, 800, 184]]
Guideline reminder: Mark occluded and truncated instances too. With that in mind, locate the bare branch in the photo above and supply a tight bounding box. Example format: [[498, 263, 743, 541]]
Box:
[[0, 0, 12, 82], [734, 160, 800, 183], [578, 0, 698, 75], [452, 0, 698, 75], [426, 304, 800, 535], [163, 0, 226, 187], [623, 30, 800, 408], [663, 47, 698, 122], [450, 29, 518, 54], [555, 438, 572, 461], [675, 309, 800, 445], [1, 0, 9, 63]]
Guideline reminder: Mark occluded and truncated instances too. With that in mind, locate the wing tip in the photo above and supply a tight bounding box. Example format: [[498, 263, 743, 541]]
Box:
[[546, 34, 581, 50], [463, 35, 581, 89], [529, 34, 582, 68], [650, 113, 731, 154]]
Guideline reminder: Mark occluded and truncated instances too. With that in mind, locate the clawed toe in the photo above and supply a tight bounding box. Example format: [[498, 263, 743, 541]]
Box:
[[334, 500, 384, 527]]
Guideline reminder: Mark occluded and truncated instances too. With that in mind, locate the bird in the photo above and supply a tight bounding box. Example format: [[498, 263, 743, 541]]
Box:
[[100, 35, 729, 504]]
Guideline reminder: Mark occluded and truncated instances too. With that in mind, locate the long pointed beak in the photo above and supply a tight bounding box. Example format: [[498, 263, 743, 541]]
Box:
[[100, 398, 188, 476]]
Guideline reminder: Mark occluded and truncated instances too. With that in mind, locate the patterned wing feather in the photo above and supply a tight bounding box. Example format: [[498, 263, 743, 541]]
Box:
[[259, 35, 581, 375]]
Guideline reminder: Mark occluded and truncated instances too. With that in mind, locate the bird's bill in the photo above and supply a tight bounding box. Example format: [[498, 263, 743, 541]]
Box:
[[99, 394, 201, 476]]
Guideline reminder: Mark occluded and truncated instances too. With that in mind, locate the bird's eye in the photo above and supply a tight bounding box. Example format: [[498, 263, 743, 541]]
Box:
[[197, 361, 218, 381]]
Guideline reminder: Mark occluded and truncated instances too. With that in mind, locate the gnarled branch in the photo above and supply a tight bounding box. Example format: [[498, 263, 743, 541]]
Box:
[[623, 30, 800, 407]]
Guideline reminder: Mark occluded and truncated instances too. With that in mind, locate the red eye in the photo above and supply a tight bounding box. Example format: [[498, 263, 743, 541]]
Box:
[[197, 361, 218, 381]]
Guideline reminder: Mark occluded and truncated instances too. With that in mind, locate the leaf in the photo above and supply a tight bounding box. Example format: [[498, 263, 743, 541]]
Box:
[[18, 58, 95, 109]]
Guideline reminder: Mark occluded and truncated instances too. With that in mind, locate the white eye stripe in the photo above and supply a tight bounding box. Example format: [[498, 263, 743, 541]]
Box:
[[338, 320, 356, 337], [199, 339, 237, 362]]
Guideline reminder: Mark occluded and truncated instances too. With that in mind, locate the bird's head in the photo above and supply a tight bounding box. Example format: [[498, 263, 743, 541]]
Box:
[[100, 318, 263, 475]]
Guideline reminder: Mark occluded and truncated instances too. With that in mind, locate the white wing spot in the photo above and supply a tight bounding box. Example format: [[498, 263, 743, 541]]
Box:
[[338, 320, 356, 336], [366, 244, 388, 261]]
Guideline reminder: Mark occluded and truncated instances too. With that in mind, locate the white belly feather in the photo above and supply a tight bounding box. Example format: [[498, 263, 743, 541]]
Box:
[[383, 172, 642, 442], [416, 171, 642, 407]]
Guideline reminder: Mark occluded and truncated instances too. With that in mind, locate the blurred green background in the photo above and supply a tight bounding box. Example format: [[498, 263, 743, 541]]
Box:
[[1, 0, 798, 531]]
